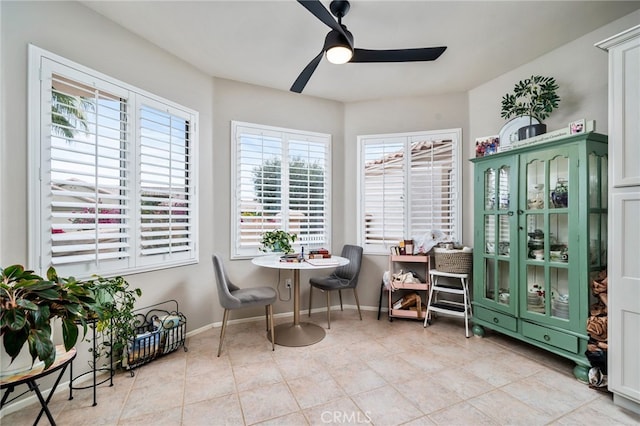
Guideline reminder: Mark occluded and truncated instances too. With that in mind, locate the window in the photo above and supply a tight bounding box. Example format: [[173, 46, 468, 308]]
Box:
[[231, 121, 331, 258], [29, 45, 198, 277], [358, 129, 462, 254]]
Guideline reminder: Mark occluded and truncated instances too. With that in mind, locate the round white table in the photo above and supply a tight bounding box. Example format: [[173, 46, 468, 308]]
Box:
[[251, 254, 349, 346]]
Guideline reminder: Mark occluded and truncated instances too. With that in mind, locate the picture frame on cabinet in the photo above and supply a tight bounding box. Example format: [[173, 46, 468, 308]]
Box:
[[475, 135, 499, 158], [570, 119, 586, 134]]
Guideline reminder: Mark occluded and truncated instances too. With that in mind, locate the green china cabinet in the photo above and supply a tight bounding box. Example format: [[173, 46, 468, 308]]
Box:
[[470, 132, 608, 382]]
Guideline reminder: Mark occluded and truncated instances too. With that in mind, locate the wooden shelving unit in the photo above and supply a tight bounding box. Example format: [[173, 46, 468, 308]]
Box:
[[388, 255, 430, 321]]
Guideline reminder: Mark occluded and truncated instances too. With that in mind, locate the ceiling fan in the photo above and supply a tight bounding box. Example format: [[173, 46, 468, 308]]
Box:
[[290, 0, 447, 93]]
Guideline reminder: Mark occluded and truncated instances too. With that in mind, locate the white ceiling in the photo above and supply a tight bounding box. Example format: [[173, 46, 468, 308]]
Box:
[[82, 0, 640, 103]]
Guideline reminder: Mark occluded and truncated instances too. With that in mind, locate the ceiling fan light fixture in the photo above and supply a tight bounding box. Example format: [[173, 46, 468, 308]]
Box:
[[326, 45, 352, 64], [324, 29, 353, 64]]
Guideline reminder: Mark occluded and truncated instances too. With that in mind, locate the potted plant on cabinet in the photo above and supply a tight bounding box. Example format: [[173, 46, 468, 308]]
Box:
[[1, 264, 95, 372], [259, 230, 297, 254], [501, 75, 561, 140]]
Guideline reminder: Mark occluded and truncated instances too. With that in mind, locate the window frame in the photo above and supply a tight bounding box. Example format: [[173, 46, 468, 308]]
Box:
[[28, 45, 199, 277], [357, 128, 462, 255], [231, 121, 331, 259]]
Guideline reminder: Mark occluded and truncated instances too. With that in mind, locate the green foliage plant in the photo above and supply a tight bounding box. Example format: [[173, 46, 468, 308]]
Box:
[[501, 75, 561, 125], [259, 230, 297, 254], [0, 265, 95, 370], [85, 275, 141, 368]]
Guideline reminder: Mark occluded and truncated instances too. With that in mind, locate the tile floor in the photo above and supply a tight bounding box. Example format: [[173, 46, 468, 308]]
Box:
[[3, 310, 640, 425]]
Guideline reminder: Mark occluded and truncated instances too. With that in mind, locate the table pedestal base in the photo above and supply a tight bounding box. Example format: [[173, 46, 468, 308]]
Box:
[[269, 323, 326, 347]]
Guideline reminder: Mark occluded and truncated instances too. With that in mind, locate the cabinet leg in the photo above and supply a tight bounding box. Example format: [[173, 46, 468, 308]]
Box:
[[573, 364, 590, 383], [472, 324, 485, 337]]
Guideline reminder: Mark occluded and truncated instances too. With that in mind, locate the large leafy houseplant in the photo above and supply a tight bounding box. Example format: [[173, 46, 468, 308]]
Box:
[[259, 230, 297, 254], [0, 265, 95, 370], [501, 75, 560, 139]]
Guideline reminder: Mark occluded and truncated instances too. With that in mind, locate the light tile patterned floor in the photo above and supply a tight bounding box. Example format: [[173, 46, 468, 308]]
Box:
[[3, 310, 640, 425]]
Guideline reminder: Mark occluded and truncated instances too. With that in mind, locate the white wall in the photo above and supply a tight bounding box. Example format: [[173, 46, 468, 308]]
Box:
[[343, 93, 469, 307], [211, 77, 344, 312], [0, 1, 218, 378], [0, 0, 219, 324], [0, 2, 209, 398], [469, 9, 640, 140]]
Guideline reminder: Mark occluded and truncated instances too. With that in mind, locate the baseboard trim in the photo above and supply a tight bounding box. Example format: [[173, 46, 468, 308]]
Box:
[[613, 392, 640, 416]]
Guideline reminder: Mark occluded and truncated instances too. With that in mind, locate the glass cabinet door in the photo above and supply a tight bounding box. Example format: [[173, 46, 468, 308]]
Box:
[[588, 152, 608, 270], [476, 159, 517, 312], [521, 149, 574, 324]]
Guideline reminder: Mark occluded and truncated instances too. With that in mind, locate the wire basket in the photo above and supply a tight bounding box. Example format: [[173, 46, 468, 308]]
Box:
[[123, 300, 187, 372], [434, 248, 473, 273]]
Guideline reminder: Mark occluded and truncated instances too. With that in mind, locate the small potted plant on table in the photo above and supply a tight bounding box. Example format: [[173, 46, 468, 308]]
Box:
[[259, 230, 297, 254]]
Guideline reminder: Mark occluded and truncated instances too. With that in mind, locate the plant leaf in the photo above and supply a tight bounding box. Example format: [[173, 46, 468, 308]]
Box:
[[2, 328, 28, 358], [4, 309, 27, 330], [61, 318, 79, 351], [30, 329, 55, 369]]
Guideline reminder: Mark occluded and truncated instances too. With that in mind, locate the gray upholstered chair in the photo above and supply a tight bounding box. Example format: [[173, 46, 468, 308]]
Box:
[[308, 245, 363, 329], [212, 254, 277, 357]]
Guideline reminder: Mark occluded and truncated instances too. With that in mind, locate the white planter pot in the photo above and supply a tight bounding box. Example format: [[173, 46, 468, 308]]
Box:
[[1, 321, 56, 377], [0, 343, 45, 378]]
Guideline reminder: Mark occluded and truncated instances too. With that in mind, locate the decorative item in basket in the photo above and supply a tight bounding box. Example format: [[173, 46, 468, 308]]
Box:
[[127, 330, 161, 365], [153, 313, 187, 354], [434, 246, 473, 274]]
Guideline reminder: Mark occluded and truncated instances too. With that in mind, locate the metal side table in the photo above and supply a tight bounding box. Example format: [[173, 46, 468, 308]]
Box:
[[69, 317, 113, 406]]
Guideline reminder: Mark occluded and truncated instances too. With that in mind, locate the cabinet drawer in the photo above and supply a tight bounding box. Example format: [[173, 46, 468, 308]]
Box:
[[522, 322, 578, 353], [474, 306, 517, 332]]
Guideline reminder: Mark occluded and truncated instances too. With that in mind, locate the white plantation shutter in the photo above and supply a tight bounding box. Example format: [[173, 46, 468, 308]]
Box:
[[138, 102, 195, 261], [235, 126, 284, 253], [30, 46, 198, 277], [288, 138, 329, 246], [47, 71, 131, 273], [409, 138, 457, 237], [232, 122, 330, 258], [358, 130, 461, 254], [362, 138, 406, 250]]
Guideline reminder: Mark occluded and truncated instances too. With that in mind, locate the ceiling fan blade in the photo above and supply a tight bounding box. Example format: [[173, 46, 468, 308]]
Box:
[[351, 47, 447, 63], [297, 0, 352, 48], [290, 51, 324, 93]]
